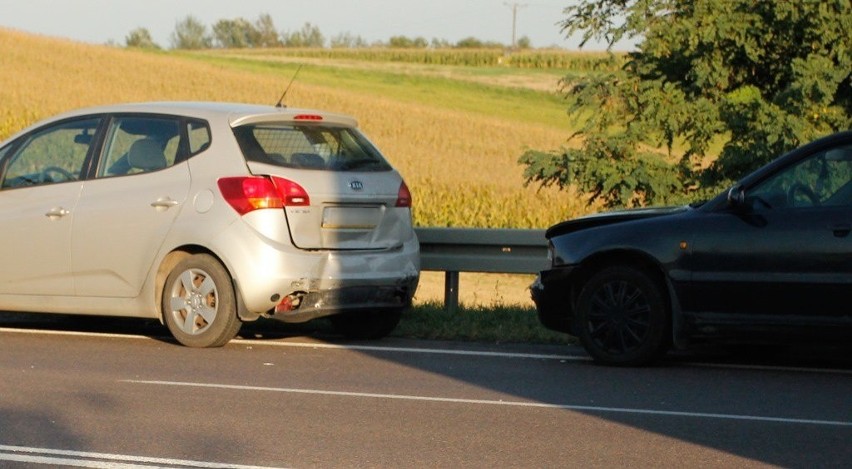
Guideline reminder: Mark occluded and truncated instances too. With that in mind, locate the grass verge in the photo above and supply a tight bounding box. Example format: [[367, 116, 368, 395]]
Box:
[[393, 302, 575, 345]]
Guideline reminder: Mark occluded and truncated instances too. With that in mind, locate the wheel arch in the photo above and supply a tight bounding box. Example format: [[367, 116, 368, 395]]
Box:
[[155, 245, 258, 324], [576, 249, 667, 287]]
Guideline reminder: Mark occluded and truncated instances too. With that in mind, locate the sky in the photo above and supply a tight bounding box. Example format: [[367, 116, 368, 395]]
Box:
[[0, 0, 627, 50]]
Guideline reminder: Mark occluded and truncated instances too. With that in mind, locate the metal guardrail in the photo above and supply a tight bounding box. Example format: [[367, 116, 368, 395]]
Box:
[[415, 228, 548, 312]]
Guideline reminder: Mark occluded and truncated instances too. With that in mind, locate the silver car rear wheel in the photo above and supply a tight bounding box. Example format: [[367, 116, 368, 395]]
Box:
[[162, 254, 241, 347]]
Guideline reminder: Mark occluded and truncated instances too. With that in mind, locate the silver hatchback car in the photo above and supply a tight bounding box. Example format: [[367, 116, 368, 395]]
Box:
[[0, 102, 420, 346]]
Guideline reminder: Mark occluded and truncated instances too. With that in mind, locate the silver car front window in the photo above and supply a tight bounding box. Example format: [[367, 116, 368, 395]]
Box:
[[0, 118, 100, 189]]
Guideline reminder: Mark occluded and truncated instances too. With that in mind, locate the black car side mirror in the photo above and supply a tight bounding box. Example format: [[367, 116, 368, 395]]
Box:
[[727, 185, 746, 207]]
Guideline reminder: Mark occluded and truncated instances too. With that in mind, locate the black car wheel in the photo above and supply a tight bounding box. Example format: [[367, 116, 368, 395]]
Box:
[[575, 266, 669, 366]]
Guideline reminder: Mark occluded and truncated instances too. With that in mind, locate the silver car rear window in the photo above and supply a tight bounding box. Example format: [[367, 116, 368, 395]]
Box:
[[233, 123, 391, 171]]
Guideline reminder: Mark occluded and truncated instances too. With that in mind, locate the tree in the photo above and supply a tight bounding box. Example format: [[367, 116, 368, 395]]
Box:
[[516, 35, 532, 49], [330, 32, 368, 48], [455, 37, 482, 48], [283, 23, 325, 48], [254, 13, 282, 47], [212, 18, 257, 48], [170, 15, 211, 49], [520, 0, 852, 208], [431, 38, 452, 49], [388, 35, 428, 48], [125, 27, 160, 49]]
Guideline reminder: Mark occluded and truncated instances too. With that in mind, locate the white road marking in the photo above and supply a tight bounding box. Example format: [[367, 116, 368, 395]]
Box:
[[235, 337, 588, 361], [0, 444, 285, 469], [123, 379, 852, 428], [3, 326, 852, 375], [0, 327, 150, 341]]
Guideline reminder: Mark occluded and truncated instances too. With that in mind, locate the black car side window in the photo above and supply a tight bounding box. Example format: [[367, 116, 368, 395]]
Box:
[[0, 118, 100, 189], [819, 147, 852, 206], [749, 145, 852, 209]]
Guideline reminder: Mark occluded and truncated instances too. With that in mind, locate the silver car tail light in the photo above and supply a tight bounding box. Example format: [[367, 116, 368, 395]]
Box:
[[217, 176, 310, 215]]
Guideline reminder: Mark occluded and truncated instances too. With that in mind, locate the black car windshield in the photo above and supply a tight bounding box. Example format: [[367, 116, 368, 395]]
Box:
[[233, 123, 391, 172]]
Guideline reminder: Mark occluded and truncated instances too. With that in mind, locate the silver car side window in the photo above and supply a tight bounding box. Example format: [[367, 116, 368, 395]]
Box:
[[0, 118, 100, 189], [186, 119, 211, 155], [98, 116, 181, 177]]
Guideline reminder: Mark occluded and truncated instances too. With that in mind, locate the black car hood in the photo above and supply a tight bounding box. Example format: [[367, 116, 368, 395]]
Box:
[[546, 206, 689, 239]]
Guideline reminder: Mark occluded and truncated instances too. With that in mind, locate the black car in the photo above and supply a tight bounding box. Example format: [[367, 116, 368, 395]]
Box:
[[532, 131, 852, 365]]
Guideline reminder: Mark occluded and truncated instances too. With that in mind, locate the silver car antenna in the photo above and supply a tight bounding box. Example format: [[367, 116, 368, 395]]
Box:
[[275, 64, 303, 108]]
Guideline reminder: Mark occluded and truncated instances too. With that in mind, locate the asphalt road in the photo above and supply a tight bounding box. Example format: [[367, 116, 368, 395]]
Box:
[[0, 312, 850, 468]]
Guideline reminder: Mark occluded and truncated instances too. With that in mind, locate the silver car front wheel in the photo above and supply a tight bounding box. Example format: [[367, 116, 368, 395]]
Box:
[[162, 254, 241, 347]]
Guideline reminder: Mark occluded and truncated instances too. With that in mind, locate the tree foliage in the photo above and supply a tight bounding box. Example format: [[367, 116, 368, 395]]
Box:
[[212, 17, 257, 48], [170, 15, 211, 49], [388, 35, 429, 48], [125, 27, 160, 50], [253, 14, 282, 48], [455, 37, 504, 48], [283, 23, 325, 48], [520, 0, 852, 208], [330, 32, 369, 48]]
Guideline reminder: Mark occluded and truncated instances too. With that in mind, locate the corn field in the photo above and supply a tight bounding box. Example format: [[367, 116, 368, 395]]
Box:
[[215, 47, 626, 71]]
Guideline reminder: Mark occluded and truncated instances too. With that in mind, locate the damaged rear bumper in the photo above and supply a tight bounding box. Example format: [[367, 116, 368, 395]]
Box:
[[267, 274, 419, 323]]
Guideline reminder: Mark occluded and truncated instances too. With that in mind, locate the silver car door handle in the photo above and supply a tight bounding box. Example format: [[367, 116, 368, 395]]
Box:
[[45, 207, 71, 220], [150, 198, 180, 209]]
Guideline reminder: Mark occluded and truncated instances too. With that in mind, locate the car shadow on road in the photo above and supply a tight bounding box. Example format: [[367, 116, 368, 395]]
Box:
[[0, 311, 338, 343]]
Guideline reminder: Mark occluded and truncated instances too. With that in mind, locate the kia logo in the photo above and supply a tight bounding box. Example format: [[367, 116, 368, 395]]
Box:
[[349, 180, 364, 191]]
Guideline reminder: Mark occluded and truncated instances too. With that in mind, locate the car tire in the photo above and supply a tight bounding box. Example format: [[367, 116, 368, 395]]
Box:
[[575, 266, 669, 366], [162, 254, 241, 347], [329, 308, 403, 340]]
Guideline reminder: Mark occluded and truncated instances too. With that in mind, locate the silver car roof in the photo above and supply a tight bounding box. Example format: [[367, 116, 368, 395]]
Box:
[[14, 101, 359, 133]]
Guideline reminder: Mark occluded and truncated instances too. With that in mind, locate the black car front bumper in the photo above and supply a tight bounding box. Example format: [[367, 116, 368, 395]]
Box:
[[530, 267, 578, 334]]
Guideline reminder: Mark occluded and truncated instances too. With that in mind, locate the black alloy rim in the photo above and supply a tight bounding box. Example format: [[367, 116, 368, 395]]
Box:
[[586, 280, 652, 354]]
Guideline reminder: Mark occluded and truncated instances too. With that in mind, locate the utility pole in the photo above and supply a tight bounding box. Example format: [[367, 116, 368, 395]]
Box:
[[504, 2, 528, 50]]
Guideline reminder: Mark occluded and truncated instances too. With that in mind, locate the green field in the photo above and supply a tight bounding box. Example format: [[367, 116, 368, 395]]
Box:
[[184, 50, 572, 128]]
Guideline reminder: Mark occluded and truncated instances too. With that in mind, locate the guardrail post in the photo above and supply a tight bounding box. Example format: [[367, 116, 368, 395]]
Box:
[[444, 271, 459, 313]]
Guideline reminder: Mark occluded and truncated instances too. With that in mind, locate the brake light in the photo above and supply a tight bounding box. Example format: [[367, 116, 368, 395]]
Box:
[[218, 176, 310, 215], [396, 181, 412, 207], [270, 176, 311, 206], [293, 114, 323, 121]]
